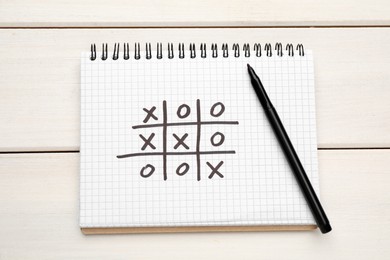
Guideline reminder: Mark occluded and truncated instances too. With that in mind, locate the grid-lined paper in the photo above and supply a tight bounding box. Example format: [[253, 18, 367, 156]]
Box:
[[80, 48, 318, 227]]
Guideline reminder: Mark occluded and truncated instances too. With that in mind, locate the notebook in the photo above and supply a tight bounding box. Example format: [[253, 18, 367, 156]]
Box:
[[80, 42, 319, 234]]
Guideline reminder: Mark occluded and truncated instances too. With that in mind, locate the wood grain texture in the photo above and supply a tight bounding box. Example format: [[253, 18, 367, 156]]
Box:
[[0, 151, 389, 259], [1, 0, 390, 27], [1, 28, 389, 151]]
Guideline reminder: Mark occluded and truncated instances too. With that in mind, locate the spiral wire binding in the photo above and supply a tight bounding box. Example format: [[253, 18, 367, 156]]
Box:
[[101, 43, 108, 60], [179, 43, 185, 59], [211, 44, 218, 58], [90, 43, 305, 61], [200, 43, 207, 58], [156, 43, 163, 59], [168, 43, 174, 59], [145, 43, 152, 59], [243, 43, 250, 57], [275, 43, 283, 57], [90, 44, 96, 60], [134, 43, 141, 60], [296, 44, 304, 56], [264, 43, 272, 57], [286, 44, 294, 56], [232, 44, 240, 57], [222, 43, 228, 58], [124, 43, 130, 60], [113, 43, 120, 60], [190, 43, 196, 58], [254, 44, 261, 57]]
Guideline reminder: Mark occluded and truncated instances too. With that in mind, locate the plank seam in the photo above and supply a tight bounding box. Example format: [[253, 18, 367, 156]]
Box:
[[1, 25, 390, 29], [0, 147, 389, 155]]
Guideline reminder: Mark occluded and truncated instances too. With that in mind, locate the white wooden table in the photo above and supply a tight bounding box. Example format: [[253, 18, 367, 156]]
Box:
[[1, 1, 390, 259]]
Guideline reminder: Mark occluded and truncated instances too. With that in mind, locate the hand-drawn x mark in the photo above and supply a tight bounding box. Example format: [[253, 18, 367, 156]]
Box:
[[207, 161, 224, 179], [143, 106, 158, 123], [173, 133, 189, 150], [139, 133, 156, 150]]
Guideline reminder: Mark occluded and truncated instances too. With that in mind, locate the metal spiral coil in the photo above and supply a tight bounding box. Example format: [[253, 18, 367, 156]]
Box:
[[178, 43, 185, 59], [275, 43, 283, 57], [286, 43, 294, 56], [211, 44, 218, 58], [101, 43, 108, 60], [200, 43, 207, 58], [222, 43, 228, 58], [189, 43, 196, 58], [243, 44, 250, 57], [113, 43, 120, 60], [168, 43, 174, 59], [123, 43, 130, 60], [254, 44, 261, 57], [89, 42, 305, 61], [156, 43, 163, 59], [134, 43, 141, 60], [145, 43, 152, 59], [264, 43, 272, 57], [232, 44, 240, 57], [296, 44, 304, 56]]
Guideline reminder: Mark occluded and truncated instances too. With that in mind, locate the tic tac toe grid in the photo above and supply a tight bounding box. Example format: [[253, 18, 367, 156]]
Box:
[[117, 99, 239, 181], [80, 50, 318, 227]]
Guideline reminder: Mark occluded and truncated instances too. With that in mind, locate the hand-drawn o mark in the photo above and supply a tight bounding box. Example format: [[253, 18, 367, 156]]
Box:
[[140, 164, 155, 178], [210, 102, 225, 117], [173, 133, 190, 150], [177, 104, 191, 119], [207, 161, 224, 179], [210, 132, 225, 147], [143, 106, 158, 123], [139, 133, 156, 150], [176, 162, 190, 176]]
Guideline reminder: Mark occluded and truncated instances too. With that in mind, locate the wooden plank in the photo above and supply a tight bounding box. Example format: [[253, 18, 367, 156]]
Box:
[[0, 150, 389, 258], [0, 28, 389, 151], [1, 0, 390, 27]]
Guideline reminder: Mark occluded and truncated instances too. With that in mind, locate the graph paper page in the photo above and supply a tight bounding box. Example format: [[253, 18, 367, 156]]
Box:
[[80, 50, 319, 227]]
